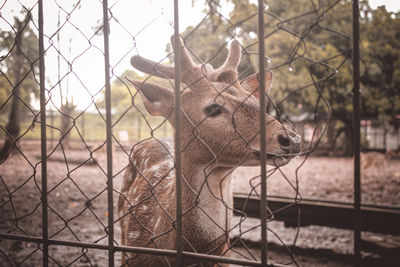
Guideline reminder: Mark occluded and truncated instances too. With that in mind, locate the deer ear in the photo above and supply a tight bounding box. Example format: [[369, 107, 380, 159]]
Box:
[[126, 77, 173, 117], [240, 71, 273, 101]]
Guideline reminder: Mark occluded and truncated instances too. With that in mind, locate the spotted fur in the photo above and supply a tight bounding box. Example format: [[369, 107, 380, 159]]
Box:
[[118, 36, 301, 266]]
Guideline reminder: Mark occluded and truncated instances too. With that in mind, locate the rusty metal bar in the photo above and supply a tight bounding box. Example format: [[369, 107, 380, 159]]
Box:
[[352, 0, 361, 266], [0, 233, 286, 267], [173, 0, 183, 265], [38, 1, 48, 266], [102, 0, 114, 266], [257, 0, 268, 266], [233, 194, 400, 235]]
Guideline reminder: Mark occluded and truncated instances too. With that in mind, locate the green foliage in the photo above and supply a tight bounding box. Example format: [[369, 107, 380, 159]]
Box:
[[361, 6, 400, 118], [0, 11, 39, 116]]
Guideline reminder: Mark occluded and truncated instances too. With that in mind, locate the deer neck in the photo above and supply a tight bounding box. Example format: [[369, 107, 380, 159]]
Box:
[[180, 153, 233, 239]]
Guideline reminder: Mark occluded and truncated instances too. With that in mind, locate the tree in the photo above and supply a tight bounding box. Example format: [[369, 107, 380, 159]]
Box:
[[0, 11, 39, 162], [359, 6, 400, 151], [361, 6, 400, 119]]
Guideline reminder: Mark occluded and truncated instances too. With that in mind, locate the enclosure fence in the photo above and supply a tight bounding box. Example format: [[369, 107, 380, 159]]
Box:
[[0, 0, 370, 266]]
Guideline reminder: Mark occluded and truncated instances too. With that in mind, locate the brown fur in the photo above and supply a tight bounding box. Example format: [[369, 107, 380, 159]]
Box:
[[119, 36, 301, 266]]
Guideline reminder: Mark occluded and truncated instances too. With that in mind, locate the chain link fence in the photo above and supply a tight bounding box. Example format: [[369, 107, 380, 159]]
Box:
[[0, 0, 370, 266]]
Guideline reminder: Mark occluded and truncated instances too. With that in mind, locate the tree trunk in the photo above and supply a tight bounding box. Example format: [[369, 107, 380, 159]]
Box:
[[60, 102, 74, 149], [0, 19, 24, 163], [328, 124, 344, 153], [344, 120, 354, 156], [383, 126, 388, 151]]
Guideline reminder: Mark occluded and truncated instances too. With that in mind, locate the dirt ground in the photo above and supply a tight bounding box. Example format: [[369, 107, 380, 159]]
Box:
[[0, 140, 399, 266]]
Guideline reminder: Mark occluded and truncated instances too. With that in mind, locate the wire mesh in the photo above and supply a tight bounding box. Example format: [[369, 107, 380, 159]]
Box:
[[0, 0, 376, 266]]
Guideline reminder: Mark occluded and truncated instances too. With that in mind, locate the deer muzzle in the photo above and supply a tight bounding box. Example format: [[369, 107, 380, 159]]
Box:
[[277, 133, 301, 155]]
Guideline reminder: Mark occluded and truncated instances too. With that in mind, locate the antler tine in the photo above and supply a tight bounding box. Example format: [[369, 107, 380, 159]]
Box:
[[130, 55, 175, 79], [170, 35, 196, 70], [130, 35, 212, 92], [170, 35, 214, 91], [221, 40, 241, 70], [130, 35, 195, 80], [203, 40, 241, 83]]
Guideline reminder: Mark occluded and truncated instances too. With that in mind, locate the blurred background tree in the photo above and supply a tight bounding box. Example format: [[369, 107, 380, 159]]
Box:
[[0, 11, 39, 161]]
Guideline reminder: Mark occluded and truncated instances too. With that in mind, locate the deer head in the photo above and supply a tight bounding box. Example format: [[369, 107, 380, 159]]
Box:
[[126, 36, 301, 167]]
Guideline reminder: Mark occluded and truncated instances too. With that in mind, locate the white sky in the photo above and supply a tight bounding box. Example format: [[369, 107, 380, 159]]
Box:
[[0, 0, 399, 110], [369, 0, 400, 11], [1, 0, 211, 110]]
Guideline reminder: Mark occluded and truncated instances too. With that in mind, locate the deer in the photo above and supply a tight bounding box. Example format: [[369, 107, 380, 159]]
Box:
[[118, 36, 301, 266]]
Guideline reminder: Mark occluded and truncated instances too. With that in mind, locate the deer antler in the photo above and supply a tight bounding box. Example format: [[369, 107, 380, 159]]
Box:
[[131, 35, 210, 91], [130, 35, 241, 92], [130, 55, 175, 79], [204, 40, 241, 84], [130, 36, 195, 81], [217, 40, 241, 71]]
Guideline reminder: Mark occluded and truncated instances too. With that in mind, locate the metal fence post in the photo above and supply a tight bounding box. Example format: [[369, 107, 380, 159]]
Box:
[[173, 0, 183, 265], [257, 0, 268, 265], [102, 0, 114, 266], [38, 0, 48, 266], [352, 0, 361, 266]]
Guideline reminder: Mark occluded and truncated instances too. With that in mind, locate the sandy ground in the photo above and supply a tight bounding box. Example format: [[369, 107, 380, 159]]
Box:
[[0, 140, 399, 266]]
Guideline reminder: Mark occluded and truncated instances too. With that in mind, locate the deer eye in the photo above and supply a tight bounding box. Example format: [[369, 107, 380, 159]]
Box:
[[204, 104, 222, 117]]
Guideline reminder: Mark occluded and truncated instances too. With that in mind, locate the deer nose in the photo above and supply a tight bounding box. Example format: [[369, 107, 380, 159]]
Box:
[[278, 133, 301, 154]]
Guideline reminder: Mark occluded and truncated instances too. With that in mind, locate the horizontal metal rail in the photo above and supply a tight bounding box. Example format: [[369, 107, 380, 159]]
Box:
[[2, 193, 398, 265], [234, 193, 400, 235], [0, 233, 289, 267]]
